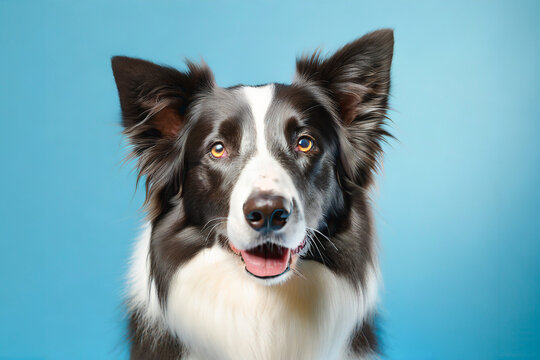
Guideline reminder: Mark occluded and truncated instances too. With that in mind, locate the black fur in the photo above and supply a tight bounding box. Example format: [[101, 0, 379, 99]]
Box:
[[112, 29, 393, 359], [129, 310, 186, 360]]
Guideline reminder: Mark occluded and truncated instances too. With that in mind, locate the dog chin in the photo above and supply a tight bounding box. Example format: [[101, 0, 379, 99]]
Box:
[[252, 269, 294, 286]]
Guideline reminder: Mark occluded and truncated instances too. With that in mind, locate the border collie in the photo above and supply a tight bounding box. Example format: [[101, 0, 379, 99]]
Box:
[[111, 29, 394, 360]]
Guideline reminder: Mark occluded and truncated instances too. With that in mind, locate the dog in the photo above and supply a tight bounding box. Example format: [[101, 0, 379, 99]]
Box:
[[111, 28, 393, 360]]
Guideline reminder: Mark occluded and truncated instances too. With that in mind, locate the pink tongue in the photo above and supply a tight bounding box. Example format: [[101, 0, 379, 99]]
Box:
[[241, 245, 291, 278]]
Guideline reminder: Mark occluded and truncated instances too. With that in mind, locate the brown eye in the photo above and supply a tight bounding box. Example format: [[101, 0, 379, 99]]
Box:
[[211, 142, 226, 158], [297, 137, 313, 153]]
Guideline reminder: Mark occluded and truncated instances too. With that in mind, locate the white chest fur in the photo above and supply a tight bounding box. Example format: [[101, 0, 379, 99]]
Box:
[[127, 226, 378, 360], [166, 246, 377, 360]]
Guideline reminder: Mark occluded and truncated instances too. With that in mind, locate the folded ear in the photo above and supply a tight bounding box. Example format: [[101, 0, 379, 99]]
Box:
[[295, 29, 394, 186], [111, 56, 214, 216]]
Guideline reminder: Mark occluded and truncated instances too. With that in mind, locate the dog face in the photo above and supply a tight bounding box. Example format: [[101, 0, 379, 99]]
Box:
[[112, 29, 393, 289], [181, 84, 345, 282]]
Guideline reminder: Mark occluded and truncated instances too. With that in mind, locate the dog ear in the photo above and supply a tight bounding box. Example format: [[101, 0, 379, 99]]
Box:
[[111, 56, 214, 150], [111, 56, 215, 216], [295, 29, 394, 186]]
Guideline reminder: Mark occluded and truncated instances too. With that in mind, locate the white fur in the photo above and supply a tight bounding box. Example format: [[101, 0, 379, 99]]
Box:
[[127, 225, 379, 359], [246, 85, 274, 161], [227, 85, 306, 252], [126, 224, 163, 326], [166, 244, 378, 360]]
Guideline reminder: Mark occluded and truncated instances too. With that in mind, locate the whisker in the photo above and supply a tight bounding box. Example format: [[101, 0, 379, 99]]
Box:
[[203, 220, 226, 247], [306, 231, 326, 266], [201, 217, 228, 231], [307, 227, 339, 251], [292, 267, 307, 281]]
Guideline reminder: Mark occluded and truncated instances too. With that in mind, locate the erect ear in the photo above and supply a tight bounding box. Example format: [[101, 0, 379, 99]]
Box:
[[295, 29, 394, 186], [111, 56, 214, 150], [111, 56, 214, 216]]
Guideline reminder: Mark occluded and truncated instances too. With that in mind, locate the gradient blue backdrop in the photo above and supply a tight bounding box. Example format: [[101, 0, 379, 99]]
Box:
[[1, 1, 538, 359]]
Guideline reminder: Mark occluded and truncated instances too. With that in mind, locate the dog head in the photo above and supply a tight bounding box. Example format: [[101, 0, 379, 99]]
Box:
[[112, 29, 393, 288]]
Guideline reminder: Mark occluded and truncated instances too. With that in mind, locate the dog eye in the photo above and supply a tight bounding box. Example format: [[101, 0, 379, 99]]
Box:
[[211, 142, 227, 158], [296, 137, 313, 153]]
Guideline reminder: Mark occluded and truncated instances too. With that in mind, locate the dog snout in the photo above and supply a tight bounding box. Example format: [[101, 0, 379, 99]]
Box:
[[243, 194, 292, 232]]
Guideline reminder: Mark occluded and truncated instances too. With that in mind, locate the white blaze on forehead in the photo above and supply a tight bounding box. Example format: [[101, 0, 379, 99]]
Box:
[[242, 85, 275, 156]]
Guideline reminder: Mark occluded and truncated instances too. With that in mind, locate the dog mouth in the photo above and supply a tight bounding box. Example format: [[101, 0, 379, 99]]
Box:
[[229, 240, 306, 279]]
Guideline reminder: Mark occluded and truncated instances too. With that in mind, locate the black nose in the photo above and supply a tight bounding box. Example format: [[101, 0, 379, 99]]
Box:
[[243, 194, 292, 232]]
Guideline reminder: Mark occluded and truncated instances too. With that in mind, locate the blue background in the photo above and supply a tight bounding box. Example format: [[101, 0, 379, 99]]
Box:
[[1, 1, 538, 359]]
